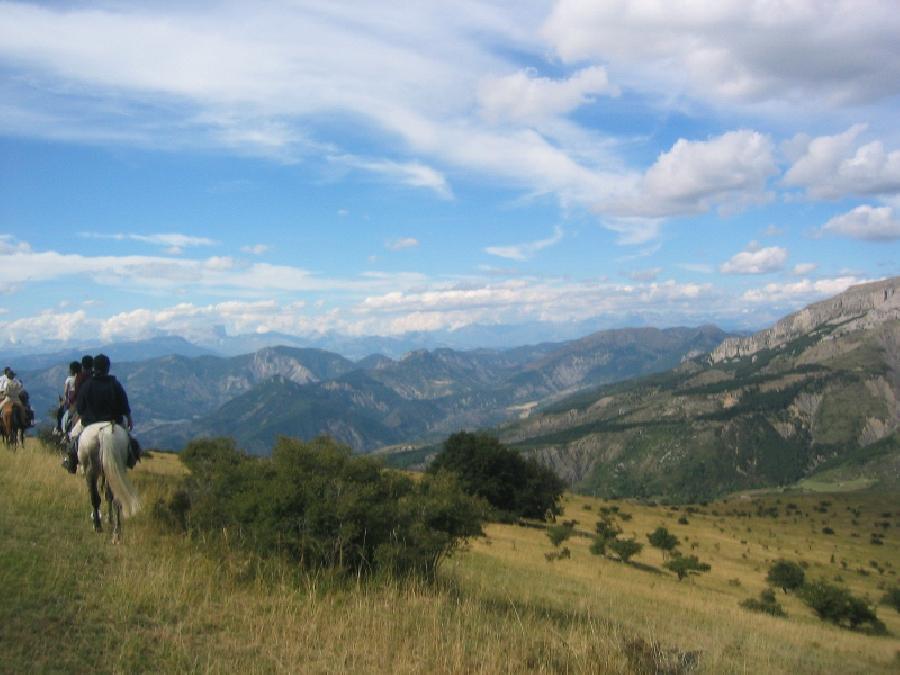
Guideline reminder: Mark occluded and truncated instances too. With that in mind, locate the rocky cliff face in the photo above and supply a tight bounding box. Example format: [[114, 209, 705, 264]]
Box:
[[710, 277, 899, 363]]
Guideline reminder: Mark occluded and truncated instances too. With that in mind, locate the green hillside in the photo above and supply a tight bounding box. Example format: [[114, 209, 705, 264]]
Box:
[[500, 318, 899, 501]]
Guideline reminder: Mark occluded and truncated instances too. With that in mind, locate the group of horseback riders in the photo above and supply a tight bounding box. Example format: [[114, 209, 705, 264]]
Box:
[[0, 366, 35, 434], [58, 353, 133, 474]]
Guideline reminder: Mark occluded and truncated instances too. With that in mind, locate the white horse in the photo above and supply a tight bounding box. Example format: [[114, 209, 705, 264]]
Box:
[[77, 422, 140, 542]]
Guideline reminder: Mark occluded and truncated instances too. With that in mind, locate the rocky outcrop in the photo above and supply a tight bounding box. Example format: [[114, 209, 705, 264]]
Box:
[[710, 277, 899, 362]]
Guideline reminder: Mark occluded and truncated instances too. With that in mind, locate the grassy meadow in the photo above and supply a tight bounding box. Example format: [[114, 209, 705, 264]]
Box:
[[2, 438, 899, 673]]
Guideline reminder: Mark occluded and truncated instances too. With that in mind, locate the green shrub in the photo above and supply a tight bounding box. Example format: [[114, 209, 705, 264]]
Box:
[[546, 523, 574, 547], [428, 432, 565, 519], [740, 588, 786, 617], [799, 580, 886, 633], [157, 436, 485, 579], [663, 554, 711, 581], [766, 560, 805, 593], [608, 538, 643, 563], [881, 586, 900, 613]]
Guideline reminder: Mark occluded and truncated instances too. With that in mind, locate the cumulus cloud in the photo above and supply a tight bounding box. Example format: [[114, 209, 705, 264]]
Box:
[[720, 245, 788, 274], [820, 205, 900, 241], [542, 1, 900, 106], [0, 309, 88, 343], [485, 226, 564, 261], [793, 263, 818, 275], [608, 130, 776, 219], [241, 244, 270, 255], [783, 125, 900, 199], [478, 65, 617, 125]]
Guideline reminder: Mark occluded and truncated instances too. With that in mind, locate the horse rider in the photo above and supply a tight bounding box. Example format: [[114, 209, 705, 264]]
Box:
[[62, 354, 132, 474], [57, 360, 82, 434], [0, 366, 32, 430]]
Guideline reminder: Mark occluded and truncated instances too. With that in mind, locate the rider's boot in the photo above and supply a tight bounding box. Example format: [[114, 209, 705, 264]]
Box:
[[61, 438, 78, 474]]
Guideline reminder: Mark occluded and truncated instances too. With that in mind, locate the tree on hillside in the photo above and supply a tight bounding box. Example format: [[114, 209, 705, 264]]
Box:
[[766, 560, 805, 593], [647, 526, 680, 560], [428, 432, 565, 519], [608, 538, 643, 563]]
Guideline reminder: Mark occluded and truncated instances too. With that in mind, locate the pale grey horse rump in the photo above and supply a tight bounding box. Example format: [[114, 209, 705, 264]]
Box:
[[77, 422, 140, 541]]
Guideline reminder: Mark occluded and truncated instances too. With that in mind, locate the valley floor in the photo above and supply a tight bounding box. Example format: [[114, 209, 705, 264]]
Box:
[[1, 439, 898, 673]]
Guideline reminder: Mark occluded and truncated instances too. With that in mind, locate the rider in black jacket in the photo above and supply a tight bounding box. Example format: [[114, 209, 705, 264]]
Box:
[[62, 354, 133, 473]]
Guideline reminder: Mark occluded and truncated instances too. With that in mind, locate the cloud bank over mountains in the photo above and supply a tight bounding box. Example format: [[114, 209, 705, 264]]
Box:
[[0, 1, 897, 350]]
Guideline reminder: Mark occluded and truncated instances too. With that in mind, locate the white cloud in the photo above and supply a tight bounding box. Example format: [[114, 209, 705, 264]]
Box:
[[820, 205, 900, 241], [78, 231, 218, 254], [609, 130, 776, 219], [742, 276, 867, 303], [0, 235, 31, 255], [478, 66, 617, 125], [485, 226, 564, 261], [720, 245, 788, 274], [542, 1, 900, 106], [792, 263, 817, 275], [337, 156, 453, 199], [0, 309, 88, 343], [783, 125, 900, 199], [0, 240, 428, 296], [241, 244, 270, 255], [386, 238, 420, 251]]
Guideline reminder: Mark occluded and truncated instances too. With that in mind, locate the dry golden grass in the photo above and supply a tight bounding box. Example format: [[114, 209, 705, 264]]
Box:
[[1, 439, 898, 673]]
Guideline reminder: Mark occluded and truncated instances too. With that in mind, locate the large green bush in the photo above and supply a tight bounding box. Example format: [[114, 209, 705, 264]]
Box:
[[798, 580, 886, 633], [428, 432, 565, 519], [156, 436, 485, 579]]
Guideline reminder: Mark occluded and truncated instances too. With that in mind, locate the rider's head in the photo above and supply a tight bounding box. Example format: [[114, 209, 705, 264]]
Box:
[[69, 360, 82, 375], [3, 366, 10, 377], [81, 355, 94, 373], [93, 354, 111, 375]]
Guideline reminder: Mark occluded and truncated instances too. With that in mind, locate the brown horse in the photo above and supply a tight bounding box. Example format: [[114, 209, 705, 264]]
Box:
[[0, 401, 25, 449]]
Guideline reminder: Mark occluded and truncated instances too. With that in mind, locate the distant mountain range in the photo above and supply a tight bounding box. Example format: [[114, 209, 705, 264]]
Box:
[[22, 325, 727, 455], [472, 277, 900, 500]]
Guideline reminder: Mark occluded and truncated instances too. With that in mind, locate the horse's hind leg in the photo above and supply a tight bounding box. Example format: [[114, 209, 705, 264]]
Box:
[[106, 484, 122, 544], [87, 476, 102, 532]]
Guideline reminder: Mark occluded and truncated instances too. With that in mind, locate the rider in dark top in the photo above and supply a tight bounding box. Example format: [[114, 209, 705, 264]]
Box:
[[62, 353, 133, 473], [76, 360, 132, 428]]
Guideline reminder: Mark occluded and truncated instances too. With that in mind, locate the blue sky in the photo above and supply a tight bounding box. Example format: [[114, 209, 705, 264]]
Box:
[[1, 1, 898, 349]]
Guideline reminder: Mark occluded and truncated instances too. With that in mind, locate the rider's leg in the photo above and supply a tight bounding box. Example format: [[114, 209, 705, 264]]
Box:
[[62, 419, 83, 474]]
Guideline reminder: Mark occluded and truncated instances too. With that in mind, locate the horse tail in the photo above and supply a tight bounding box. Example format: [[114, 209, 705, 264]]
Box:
[[100, 424, 141, 518]]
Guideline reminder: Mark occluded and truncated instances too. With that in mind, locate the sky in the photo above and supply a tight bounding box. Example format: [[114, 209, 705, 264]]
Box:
[[1, 0, 898, 351]]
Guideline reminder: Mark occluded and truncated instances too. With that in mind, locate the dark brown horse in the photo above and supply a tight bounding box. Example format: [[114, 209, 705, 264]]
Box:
[[0, 401, 25, 449]]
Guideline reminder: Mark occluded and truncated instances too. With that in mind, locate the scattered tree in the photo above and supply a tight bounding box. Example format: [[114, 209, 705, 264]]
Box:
[[608, 538, 643, 563], [647, 526, 680, 560], [766, 560, 805, 593]]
